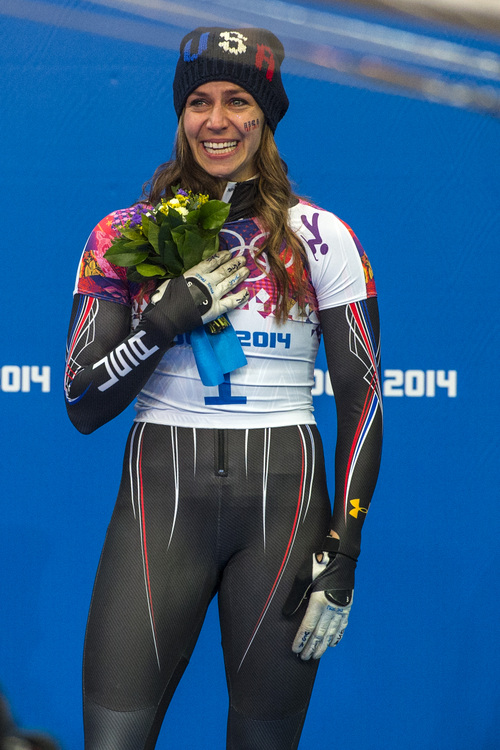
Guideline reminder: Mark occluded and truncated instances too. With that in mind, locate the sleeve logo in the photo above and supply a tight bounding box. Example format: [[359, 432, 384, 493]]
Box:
[[349, 498, 369, 518]]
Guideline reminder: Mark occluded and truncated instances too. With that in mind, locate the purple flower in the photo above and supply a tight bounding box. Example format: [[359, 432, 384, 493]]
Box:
[[128, 205, 148, 228], [177, 188, 188, 197]]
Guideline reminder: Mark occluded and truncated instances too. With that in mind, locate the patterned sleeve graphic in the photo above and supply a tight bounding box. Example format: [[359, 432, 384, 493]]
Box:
[[343, 300, 382, 521], [64, 295, 99, 404], [338, 218, 377, 298], [76, 213, 130, 305]]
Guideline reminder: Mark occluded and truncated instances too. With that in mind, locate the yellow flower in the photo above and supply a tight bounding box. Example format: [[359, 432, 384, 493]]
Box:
[[157, 199, 172, 216]]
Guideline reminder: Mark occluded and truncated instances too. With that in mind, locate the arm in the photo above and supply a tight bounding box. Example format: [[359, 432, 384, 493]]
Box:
[[284, 296, 383, 658], [64, 277, 200, 434], [65, 253, 249, 434], [320, 296, 383, 586]]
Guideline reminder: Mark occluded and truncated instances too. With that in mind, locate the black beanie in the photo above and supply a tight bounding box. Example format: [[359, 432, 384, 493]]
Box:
[[173, 27, 289, 133]]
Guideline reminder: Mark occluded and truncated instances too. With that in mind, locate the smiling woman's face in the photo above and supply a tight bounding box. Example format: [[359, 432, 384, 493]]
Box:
[[183, 80, 264, 182]]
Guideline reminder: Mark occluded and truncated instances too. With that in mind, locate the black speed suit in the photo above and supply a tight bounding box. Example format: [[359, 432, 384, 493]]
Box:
[[65, 184, 383, 749]]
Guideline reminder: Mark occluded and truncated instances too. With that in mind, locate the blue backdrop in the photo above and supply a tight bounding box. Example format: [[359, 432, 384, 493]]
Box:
[[1, 2, 499, 748]]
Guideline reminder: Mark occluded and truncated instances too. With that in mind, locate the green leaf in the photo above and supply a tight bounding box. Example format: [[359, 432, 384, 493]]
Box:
[[106, 237, 130, 252], [147, 220, 160, 253], [199, 226, 222, 238], [117, 227, 142, 241], [141, 214, 150, 239], [135, 262, 168, 277], [199, 200, 230, 230], [127, 267, 166, 283], [201, 236, 219, 259], [160, 239, 184, 275], [172, 225, 206, 269], [105, 239, 149, 257], [158, 221, 173, 245], [105, 251, 149, 267], [165, 208, 185, 229], [185, 208, 200, 225], [139, 256, 166, 267], [107, 238, 150, 252]]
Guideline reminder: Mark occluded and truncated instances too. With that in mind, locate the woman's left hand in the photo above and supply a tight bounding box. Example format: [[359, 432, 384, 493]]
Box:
[[291, 587, 353, 660], [282, 537, 354, 660]]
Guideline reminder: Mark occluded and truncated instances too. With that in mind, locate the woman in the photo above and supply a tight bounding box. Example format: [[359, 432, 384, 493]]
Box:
[[65, 27, 382, 750]]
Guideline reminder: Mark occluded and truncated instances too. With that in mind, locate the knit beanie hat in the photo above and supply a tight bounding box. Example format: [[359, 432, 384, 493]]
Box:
[[173, 27, 289, 132]]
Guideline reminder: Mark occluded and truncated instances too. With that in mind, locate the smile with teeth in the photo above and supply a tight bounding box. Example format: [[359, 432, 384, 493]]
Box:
[[203, 141, 238, 154]]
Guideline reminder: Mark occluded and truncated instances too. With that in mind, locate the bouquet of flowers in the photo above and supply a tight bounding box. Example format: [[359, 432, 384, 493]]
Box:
[[104, 188, 247, 386], [105, 186, 230, 278]]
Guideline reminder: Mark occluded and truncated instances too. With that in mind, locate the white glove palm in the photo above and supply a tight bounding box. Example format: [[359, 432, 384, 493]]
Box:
[[292, 587, 352, 660]]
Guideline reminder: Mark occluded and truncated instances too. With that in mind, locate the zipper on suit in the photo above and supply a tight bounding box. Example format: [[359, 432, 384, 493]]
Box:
[[215, 429, 228, 477]]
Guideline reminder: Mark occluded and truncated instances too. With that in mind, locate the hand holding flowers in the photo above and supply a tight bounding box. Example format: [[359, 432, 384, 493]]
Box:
[[104, 188, 248, 385]]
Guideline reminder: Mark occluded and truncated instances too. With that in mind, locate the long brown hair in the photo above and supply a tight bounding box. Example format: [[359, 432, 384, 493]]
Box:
[[142, 117, 308, 322]]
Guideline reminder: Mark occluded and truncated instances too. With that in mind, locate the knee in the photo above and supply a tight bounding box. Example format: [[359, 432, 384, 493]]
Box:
[[227, 704, 307, 750]]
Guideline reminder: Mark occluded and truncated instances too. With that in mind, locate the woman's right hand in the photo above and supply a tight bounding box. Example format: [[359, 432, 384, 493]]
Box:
[[151, 251, 250, 324], [65, 252, 249, 433]]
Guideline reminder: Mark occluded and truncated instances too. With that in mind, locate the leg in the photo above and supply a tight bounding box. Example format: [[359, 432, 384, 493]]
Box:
[[83, 424, 219, 749], [218, 425, 331, 749]]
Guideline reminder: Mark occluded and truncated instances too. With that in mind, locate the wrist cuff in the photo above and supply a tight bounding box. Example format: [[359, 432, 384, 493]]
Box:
[[185, 277, 212, 316]]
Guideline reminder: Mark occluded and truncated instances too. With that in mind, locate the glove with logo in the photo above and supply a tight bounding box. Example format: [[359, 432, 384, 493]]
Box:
[[283, 536, 355, 660], [150, 250, 249, 324]]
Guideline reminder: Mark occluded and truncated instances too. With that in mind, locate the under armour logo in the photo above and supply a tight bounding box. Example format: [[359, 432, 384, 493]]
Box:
[[219, 31, 248, 55], [349, 498, 368, 518]]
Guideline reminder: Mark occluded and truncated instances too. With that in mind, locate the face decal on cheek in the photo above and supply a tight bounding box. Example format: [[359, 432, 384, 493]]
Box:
[[244, 119, 260, 132]]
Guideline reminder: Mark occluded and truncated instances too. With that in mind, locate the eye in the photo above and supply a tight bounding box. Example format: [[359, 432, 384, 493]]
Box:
[[187, 97, 208, 108]]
